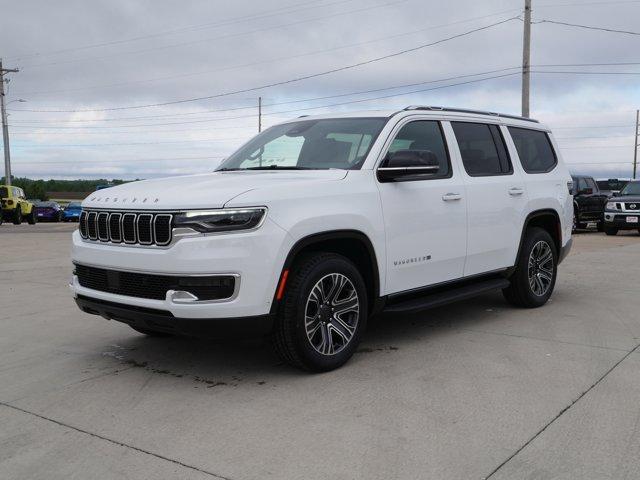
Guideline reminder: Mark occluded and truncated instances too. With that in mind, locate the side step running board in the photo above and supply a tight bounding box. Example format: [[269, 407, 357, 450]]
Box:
[[383, 278, 510, 314]]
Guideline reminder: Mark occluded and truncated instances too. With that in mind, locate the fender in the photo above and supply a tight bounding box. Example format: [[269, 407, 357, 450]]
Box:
[[506, 209, 562, 277], [269, 229, 381, 314]]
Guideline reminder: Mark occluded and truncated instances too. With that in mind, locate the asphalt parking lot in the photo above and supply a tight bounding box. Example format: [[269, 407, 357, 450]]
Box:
[[1, 222, 639, 479]]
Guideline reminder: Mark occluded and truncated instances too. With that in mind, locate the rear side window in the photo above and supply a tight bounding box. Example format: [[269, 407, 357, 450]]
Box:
[[451, 122, 512, 176], [508, 127, 557, 174]]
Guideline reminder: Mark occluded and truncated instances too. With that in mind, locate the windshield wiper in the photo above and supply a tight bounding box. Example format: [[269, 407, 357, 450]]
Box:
[[244, 165, 312, 170]]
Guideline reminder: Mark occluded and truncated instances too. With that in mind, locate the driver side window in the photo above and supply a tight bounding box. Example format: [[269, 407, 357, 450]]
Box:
[[385, 121, 451, 179]]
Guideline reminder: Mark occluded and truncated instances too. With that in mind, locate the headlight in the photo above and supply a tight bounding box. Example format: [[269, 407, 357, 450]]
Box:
[[174, 207, 267, 233], [606, 202, 619, 210]]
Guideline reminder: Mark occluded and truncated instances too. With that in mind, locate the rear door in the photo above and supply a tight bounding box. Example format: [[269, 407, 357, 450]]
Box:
[[449, 121, 528, 276], [376, 118, 468, 293]]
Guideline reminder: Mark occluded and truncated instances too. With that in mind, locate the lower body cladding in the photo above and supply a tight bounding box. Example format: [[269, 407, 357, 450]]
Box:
[[69, 219, 289, 338], [603, 211, 640, 231]]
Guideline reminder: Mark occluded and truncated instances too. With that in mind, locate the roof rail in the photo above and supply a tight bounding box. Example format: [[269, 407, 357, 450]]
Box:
[[402, 106, 539, 123]]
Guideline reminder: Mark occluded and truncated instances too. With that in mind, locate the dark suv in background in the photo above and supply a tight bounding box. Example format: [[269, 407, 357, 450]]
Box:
[[597, 178, 629, 197], [603, 180, 640, 235], [572, 175, 609, 232]]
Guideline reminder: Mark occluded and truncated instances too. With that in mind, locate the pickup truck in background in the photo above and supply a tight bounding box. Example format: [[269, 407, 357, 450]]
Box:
[[572, 174, 609, 232]]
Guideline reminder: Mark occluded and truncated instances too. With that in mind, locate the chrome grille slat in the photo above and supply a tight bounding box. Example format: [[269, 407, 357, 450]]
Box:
[[97, 212, 109, 241], [79, 210, 173, 247], [87, 212, 98, 240], [109, 213, 122, 243], [137, 214, 153, 245]]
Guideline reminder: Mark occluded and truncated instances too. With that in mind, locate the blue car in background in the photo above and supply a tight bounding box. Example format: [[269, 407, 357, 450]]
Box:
[[63, 202, 82, 222]]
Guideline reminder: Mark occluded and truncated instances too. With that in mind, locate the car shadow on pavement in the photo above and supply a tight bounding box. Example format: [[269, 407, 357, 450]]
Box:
[[91, 291, 513, 386]]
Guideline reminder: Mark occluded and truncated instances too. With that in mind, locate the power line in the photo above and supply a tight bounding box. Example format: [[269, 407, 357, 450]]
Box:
[[8, 72, 521, 133], [11, 9, 520, 97], [9, 67, 522, 124], [535, 18, 640, 36], [9, 17, 519, 114], [17, 0, 411, 69], [12, 137, 247, 148], [4, 0, 355, 62]]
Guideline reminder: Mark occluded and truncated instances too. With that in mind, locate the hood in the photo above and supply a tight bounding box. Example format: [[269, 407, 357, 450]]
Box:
[[609, 195, 640, 203], [82, 170, 348, 210]]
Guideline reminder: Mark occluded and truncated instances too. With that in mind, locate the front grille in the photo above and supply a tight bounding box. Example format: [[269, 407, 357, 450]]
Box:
[[75, 264, 236, 301], [79, 210, 173, 246], [625, 202, 639, 211]]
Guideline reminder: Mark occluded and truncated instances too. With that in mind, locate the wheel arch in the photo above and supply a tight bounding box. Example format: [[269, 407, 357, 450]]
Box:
[[271, 230, 381, 314], [509, 209, 562, 276]]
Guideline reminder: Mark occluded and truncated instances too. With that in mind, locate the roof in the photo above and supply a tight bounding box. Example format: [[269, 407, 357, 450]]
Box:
[[286, 106, 550, 131]]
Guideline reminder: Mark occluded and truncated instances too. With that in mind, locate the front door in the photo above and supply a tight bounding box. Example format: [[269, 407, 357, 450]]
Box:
[[376, 119, 467, 294]]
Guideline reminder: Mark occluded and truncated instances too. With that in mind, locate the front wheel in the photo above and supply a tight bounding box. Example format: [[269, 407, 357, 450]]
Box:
[[503, 227, 558, 308], [605, 227, 618, 236], [272, 252, 367, 372], [27, 209, 37, 225]]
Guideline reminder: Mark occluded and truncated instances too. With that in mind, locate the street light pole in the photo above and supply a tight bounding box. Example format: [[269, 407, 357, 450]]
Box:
[[1, 58, 20, 187]]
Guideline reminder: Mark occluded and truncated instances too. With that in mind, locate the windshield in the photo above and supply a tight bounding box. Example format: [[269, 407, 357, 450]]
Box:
[[619, 181, 640, 196], [217, 118, 386, 171]]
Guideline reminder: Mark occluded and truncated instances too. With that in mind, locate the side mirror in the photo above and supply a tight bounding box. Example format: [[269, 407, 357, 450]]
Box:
[[377, 150, 440, 183]]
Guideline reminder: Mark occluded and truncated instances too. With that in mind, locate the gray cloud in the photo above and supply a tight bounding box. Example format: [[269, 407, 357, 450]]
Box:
[[1, 0, 639, 179]]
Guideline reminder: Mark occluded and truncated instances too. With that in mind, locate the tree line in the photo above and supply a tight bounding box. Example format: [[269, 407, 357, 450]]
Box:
[[1, 177, 133, 201]]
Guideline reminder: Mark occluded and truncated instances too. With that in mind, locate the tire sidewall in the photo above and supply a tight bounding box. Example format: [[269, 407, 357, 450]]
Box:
[[288, 256, 368, 371], [517, 228, 558, 307]]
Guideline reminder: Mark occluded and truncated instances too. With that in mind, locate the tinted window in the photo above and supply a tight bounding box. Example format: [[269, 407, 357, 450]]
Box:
[[451, 122, 511, 176], [386, 121, 450, 178], [578, 178, 590, 192], [0, 187, 7, 198], [585, 178, 597, 191], [508, 127, 557, 173]]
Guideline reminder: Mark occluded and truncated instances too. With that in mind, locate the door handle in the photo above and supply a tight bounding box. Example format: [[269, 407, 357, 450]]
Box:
[[442, 193, 462, 202], [509, 187, 525, 196]]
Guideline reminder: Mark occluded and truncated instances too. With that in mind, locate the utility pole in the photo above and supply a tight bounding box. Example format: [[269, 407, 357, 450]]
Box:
[[634, 109, 639, 179], [258, 96, 262, 133], [521, 0, 532, 118], [1, 58, 19, 186]]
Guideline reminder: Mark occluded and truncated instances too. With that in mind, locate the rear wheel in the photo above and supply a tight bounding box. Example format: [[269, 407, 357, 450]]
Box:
[[26, 208, 37, 225], [605, 227, 618, 236], [272, 252, 367, 372], [12, 206, 22, 225], [503, 227, 557, 308]]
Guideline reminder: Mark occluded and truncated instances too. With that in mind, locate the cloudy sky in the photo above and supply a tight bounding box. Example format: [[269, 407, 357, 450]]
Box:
[[1, 0, 639, 180]]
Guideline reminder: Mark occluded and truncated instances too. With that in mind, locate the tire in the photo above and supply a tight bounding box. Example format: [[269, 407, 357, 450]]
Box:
[[503, 227, 558, 308], [605, 227, 618, 236], [27, 209, 37, 225], [597, 221, 604, 232], [130, 325, 173, 337], [272, 252, 368, 372], [12, 206, 22, 225]]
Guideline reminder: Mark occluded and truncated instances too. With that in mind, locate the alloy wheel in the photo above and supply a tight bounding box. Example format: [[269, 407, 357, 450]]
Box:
[[304, 273, 360, 356], [528, 240, 554, 296]]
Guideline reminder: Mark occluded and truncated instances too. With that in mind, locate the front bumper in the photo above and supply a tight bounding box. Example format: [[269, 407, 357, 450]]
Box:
[[604, 212, 640, 230], [75, 295, 274, 338], [70, 217, 292, 320]]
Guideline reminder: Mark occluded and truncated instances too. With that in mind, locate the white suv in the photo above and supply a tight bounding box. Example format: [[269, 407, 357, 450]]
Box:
[[71, 106, 573, 371]]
